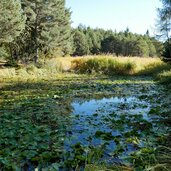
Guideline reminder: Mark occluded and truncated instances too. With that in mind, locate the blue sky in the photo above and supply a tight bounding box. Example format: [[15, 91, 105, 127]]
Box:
[[66, 0, 162, 35]]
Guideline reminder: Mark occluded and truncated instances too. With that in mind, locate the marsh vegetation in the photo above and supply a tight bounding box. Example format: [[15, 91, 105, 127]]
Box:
[[1, 56, 171, 170]]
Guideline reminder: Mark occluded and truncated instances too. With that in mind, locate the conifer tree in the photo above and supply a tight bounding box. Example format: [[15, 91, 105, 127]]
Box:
[[157, 0, 171, 58], [21, 0, 72, 63], [0, 0, 25, 43], [72, 29, 89, 56]]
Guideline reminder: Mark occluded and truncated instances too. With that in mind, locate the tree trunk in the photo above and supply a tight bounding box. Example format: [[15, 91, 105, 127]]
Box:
[[9, 43, 13, 60], [34, 1, 38, 64], [34, 47, 38, 64]]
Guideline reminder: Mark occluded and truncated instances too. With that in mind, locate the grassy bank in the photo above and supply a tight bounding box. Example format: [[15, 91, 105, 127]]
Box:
[[1, 56, 171, 83]]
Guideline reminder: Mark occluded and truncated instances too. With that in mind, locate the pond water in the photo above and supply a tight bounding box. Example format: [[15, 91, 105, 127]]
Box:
[[63, 95, 166, 167], [1, 78, 170, 170]]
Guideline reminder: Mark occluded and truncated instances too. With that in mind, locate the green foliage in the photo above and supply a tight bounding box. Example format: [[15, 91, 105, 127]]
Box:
[[157, 0, 171, 39], [0, 45, 9, 60], [0, 73, 171, 170], [157, 69, 171, 84], [138, 62, 171, 76], [128, 147, 158, 170], [0, 1, 164, 64], [85, 27, 102, 54], [162, 41, 171, 58], [72, 57, 136, 75], [72, 29, 89, 56], [0, 0, 25, 43], [72, 26, 162, 57], [0, 0, 25, 61], [157, 0, 171, 58], [101, 35, 122, 56], [8, 0, 72, 63]]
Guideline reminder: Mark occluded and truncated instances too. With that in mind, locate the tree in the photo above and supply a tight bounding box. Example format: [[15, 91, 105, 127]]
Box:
[[145, 37, 157, 57], [145, 29, 150, 37], [0, 45, 9, 60], [157, 0, 171, 58], [134, 38, 149, 57], [19, 0, 72, 63], [101, 35, 122, 56], [86, 27, 101, 55], [71, 26, 162, 58], [72, 29, 89, 56], [151, 38, 164, 57], [0, 0, 25, 43]]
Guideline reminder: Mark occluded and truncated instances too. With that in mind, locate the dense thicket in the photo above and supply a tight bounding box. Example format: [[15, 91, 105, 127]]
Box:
[[157, 0, 171, 58], [72, 26, 163, 57]]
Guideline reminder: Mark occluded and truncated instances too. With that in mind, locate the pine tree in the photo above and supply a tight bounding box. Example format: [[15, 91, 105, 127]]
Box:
[[144, 36, 157, 57], [157, 0, 171, 39], [72, 29, 89, 56], [21, 0, 72, 63], [135, 38, 149, 57], [157, 0, 171, 58], [86, 27, 101, 55], [0, 0, 25, 43]]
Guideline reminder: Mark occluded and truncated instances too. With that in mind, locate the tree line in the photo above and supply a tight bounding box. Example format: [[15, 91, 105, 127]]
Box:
[[72, 26, 163, 57], [0, 0, 170, 65]]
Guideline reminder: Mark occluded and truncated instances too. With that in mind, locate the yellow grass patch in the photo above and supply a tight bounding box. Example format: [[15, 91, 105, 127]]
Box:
[[0, 55, 170, 81]]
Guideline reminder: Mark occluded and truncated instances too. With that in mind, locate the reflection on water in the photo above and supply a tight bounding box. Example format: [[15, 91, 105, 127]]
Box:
[[72, 96, 150, 117], [64, 96, 155, 165]]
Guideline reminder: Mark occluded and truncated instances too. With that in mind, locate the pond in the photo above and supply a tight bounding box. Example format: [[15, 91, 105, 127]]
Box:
[[0, 76, 171, 170], [62, 95, 169, 169]]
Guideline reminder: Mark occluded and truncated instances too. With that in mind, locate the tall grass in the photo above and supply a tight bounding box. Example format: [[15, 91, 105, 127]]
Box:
[[71, 57, 136, 75], [0, 58, 71, 80], [71, 56, 171, 83], [156, 70, 171, 83], [137, 62, 171, 76], [1, 56, 171, 82]]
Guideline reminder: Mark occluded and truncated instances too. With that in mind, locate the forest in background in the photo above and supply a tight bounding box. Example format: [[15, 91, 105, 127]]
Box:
[[71, 26, 163, 57], [0, 0, 170, 66]]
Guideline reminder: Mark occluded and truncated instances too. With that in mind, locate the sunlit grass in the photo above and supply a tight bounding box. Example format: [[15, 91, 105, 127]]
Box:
[[156, 70, 171, 83], [71, 57, 136, 75], [70, 56, 171, 78], [0, 55, 171, 83]]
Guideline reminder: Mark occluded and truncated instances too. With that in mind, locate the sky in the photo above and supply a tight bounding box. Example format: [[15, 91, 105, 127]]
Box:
[[66, 0, 162, 36]]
